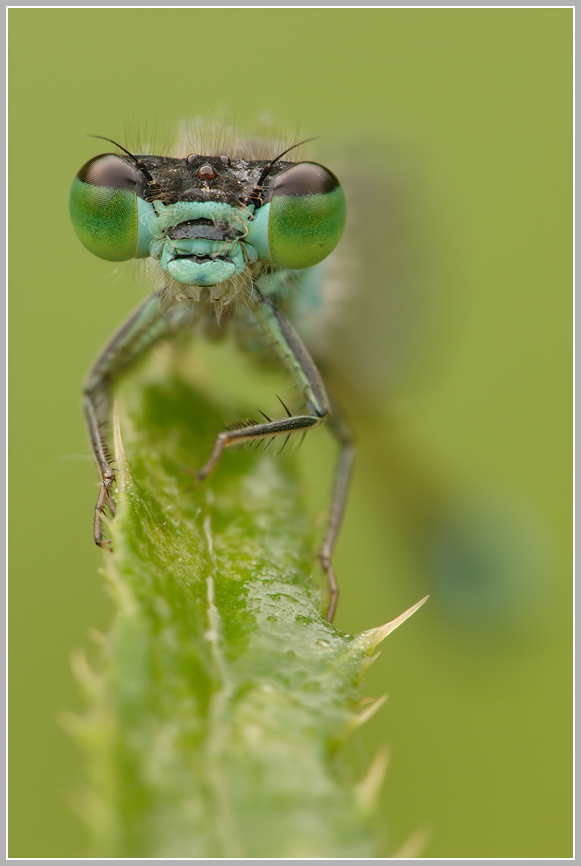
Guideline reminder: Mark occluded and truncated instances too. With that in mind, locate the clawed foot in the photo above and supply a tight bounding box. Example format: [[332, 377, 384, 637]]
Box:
[[179, 464, 206, 493], [179, 439, 225, 492], [93, 469, 117, 549]]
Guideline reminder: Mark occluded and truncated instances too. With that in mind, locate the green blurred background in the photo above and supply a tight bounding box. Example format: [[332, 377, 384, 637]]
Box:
[[9, 8, 572, 858]]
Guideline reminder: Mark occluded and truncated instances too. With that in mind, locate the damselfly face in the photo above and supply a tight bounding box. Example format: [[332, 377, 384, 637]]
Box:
[[70, 148, 347, 293]]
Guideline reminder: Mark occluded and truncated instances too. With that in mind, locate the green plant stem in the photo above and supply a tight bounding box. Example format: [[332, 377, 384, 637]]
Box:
[[72, 347, 425, 857]]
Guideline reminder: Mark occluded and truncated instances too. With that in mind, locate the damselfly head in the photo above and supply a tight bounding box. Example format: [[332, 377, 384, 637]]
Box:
[[70, 127, 346, 304]]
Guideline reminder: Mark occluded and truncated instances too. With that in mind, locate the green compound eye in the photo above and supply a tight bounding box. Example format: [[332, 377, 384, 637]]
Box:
[[69, 154, 155, 261], [263, 162, 346, 269]]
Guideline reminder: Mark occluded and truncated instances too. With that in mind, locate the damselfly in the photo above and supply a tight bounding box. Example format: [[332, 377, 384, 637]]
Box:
[[70, 129, 350, 621]]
